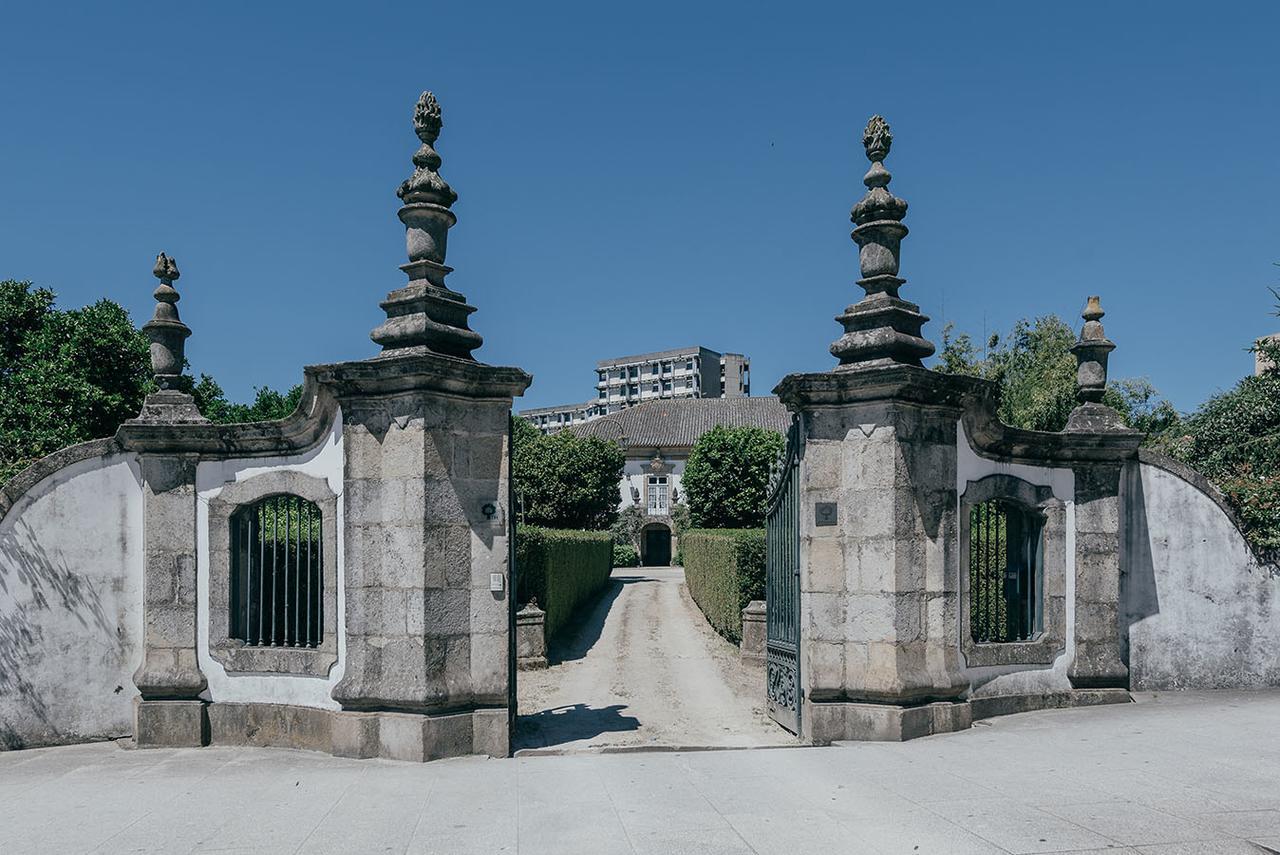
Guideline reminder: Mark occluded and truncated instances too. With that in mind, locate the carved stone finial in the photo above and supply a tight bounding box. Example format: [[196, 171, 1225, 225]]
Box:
[[143, 252, 191, 388], [862, 115, 892, 162], [1066, 295, 1127, 432], [372, 90, 482, 360], [830, 115, 933, 369]]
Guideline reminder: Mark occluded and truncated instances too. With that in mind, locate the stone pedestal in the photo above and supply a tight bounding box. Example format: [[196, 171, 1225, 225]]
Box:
[[319, 350, 529, 756], [776, 365, 972, 743], [740, 600, 766, 664], [1067, 463, 1129, 689], [516, 600, 548, 670]]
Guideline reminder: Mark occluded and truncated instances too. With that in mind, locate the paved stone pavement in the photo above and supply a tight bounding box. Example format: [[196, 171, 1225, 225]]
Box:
[[2, 690, 1280, 854], [516, 567, 792, 752]]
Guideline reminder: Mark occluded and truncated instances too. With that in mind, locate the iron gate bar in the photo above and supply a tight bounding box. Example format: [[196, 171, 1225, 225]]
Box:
[[765, 414, 803, 735]]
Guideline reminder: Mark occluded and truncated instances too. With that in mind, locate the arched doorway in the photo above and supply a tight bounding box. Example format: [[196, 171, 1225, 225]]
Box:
[[640, 522, 672, 566]]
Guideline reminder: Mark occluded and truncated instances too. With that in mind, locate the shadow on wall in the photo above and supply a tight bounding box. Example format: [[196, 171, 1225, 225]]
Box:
[[1121, 464, 1160, 666], [0, 518, 113, 749]]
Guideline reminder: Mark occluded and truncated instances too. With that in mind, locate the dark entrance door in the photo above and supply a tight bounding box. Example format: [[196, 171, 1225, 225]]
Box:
[[765, 415, 803, 734], [642, 526, 671, 566]]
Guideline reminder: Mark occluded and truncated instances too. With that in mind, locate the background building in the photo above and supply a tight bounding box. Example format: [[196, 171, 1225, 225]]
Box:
[[522, 345, 751, 433], [572, 396, 789, 565]]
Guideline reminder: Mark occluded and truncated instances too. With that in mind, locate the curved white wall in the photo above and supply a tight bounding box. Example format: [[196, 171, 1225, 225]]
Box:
[[1124, 461, 1280, 690], [0, 454, 143, 748], [195, 411, 345, 709]]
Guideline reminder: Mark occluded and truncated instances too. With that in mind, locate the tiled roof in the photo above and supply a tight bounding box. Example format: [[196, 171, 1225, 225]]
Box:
[[571, 396, 790, 449]]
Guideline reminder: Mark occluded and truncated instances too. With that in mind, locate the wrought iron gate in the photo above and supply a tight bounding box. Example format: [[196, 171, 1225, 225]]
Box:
[[765, 415, 803, 734]]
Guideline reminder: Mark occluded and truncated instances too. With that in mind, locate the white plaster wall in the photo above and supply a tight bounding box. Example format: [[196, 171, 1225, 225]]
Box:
[[195, 411, 345, 710], [1125, 462, 1280, 690], [956, 424, 1077, 697], [0, 454, 143, 748], [617, 456, 686, 511]]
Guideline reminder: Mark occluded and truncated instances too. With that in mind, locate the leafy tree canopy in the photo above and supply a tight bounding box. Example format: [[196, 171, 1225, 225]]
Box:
[[0, 280, 150, 483], [682, 425, 784, 529], [0, 279, 303, 484], [512, 417, 625, 530], [936, 315, 1180, 435]]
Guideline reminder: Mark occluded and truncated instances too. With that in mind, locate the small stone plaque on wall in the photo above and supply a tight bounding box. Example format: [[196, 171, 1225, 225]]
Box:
[[815, 502, 837, 526]]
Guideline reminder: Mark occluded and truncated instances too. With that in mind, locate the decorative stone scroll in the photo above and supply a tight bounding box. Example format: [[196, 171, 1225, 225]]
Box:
[[830, 116, 934, 369]]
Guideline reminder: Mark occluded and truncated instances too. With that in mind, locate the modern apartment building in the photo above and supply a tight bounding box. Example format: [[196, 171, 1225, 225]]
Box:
[[520, 346, 751, 433]]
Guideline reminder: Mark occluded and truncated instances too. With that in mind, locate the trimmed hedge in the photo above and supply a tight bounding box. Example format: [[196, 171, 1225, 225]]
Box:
[[681, 528, 765, 644], [515, 525, 613, 640], [612, 544, 640, 568]]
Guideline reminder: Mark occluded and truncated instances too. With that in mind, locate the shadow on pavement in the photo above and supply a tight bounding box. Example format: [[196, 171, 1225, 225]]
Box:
[[514, 703, 640, 751], [547, 574, 656, 665]]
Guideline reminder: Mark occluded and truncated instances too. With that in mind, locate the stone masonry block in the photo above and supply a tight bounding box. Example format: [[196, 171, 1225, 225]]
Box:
[[471, 708, 509, 758], [134, 699, 207, 748]]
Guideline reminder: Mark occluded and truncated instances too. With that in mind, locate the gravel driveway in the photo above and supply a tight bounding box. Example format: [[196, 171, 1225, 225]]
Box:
[[516, 567, 794, 752]]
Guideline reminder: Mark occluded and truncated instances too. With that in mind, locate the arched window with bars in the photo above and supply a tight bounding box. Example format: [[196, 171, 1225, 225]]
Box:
[[229, 494, 324, 649], [967, 498, 1045, 644]]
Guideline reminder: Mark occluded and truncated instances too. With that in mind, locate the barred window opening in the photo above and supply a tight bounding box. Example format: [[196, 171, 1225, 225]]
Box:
[[230, 494, 324, 648], [968, 499, 1044, 644]]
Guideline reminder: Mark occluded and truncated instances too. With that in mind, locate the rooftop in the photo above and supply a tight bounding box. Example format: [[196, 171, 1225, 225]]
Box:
[[595, 345, 719, 369], [571, 395, 789, 449]]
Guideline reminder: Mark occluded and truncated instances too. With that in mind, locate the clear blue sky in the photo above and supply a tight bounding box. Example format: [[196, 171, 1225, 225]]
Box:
[[1, 3, 1275, 414]]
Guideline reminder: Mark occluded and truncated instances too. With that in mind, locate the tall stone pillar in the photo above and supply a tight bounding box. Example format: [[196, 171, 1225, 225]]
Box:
[[126, 255, 211, 747], [325, 92, 530, 761], [1066, 297, 1134, 689], [775, 117, 973, 743]]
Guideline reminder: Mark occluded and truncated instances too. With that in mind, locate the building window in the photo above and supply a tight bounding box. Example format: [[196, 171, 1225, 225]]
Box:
[[230, 494, 324, 649], [686, 359, 694, 371], [629, 384, 638, 397], [685, 378, 693, 389], [967, 499, 1044, 643], [651, 383, 659, 393], [662, 380, 672, 392], [647, 475, 669, 515], [599, 389, 606, 399]]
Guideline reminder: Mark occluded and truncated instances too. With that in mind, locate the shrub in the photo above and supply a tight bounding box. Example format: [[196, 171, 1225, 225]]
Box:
[[681, 528, 766, 643], [683, 426, 784, 529], [612, 544, 640, 568], [512, 418, 625, 530], [515, 525, 613, 640]]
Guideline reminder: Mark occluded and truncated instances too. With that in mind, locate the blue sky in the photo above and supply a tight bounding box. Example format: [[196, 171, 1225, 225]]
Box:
[[1, 2, 1276, 414]]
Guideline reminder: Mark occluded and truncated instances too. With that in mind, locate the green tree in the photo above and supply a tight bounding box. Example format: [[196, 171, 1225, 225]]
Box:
[[0, 280, 150, 483], [682, 425, 784, 529], [936, 316, 1179, 436], [512, 418, 625, 530], [0, 279, 307, 484], [188, 373, 303, 424]]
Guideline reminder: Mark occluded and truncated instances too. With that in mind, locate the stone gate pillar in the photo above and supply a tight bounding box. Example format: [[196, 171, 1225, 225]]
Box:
[[124, 254, 212, 747], [1065, 297, 1133, 689], [323, 92, 531, 761], [775, 117, 973, 742]]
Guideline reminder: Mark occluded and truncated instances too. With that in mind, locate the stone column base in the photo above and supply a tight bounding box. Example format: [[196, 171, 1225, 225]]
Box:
[[970, 688, 1130, 721], [740, 600, 766, 664], [134, 699, 209, 748], [805, 699, 973, 744], [203, 702, 508, 762]]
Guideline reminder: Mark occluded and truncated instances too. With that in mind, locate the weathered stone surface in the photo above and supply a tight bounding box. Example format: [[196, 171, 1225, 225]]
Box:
[[134, 699, 207, 748], [807, 699, 971, 744], [516, 600, 548, 670], [740, 600, 767, 664]]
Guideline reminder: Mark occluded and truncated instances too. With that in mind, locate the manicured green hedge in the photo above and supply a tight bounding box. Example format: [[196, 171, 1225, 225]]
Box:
[[681, 528, 765, 644], [612, 544, 640, 568], [515, 525, 614, 641]]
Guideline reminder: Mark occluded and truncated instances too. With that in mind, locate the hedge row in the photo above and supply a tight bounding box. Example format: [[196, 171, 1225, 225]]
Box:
[[681, 528, 765, 644], [515, 525, 614, 640]]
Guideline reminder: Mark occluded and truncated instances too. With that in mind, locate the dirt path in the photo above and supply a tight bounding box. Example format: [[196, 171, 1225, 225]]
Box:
[[515, 567, 795, 753]]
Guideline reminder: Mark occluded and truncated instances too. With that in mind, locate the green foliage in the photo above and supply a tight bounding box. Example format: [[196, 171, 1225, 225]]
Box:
[[512, 419, 625, 530], [683, 425, 784, 529], [0, 280, 150, 483], [610, 504, 645, 546], [937, 317, 1180, 436], [188, 374, 303, 424], [612, 543, 640, 568], [515, 525, 613, 640], [681, 528, 765, 644], [1158, 369, 1280, 550], [669, 501, 691, 537]]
